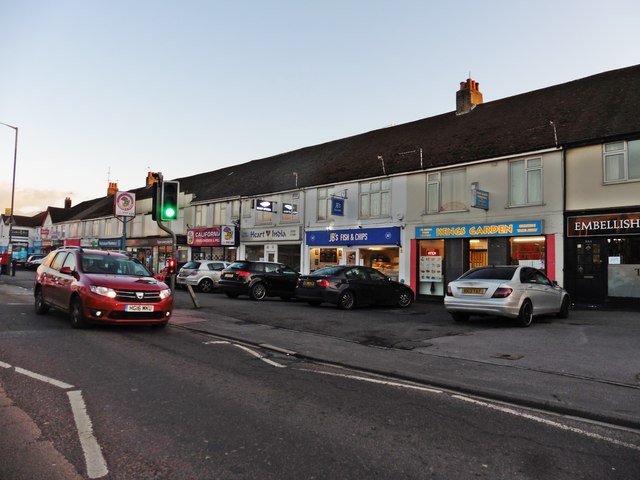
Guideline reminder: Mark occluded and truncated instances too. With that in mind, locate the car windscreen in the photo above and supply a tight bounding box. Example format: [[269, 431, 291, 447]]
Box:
[[81, 254, 152, 276], [459, 267, 517, 280], [182, 261, 201, 270]]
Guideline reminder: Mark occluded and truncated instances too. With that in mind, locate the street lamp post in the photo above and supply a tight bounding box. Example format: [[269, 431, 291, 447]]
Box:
[[0, 122, 18, 275]]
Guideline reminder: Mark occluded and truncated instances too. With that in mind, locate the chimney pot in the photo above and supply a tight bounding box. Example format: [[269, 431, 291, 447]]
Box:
[[456, 77, 484, 115]]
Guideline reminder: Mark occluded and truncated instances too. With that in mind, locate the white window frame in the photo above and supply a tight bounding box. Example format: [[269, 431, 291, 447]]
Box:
[[255, 199, 274, 225], [603, 140, 640, 183], [213, 202, 227, 225], [509, 158, 543, 207], [280, 193, 299, 223], [426, 169, 467, 213], [359, 179, 391, 219], [317, 187, 334, 222]]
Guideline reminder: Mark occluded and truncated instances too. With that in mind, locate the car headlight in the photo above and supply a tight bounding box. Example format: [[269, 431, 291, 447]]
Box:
[[90, 285, 117, 298], [159, 288, 172, 299]]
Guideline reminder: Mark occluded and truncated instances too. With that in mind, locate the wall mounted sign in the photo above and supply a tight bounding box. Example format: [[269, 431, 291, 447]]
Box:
[[240, 226, 301, 242], [306, 226, 401, 246], [187, 226, 237, 246], [331, 197, 345, 216], [567, 212, 640, 237], [416, 220, 542, 239], [471, 189, 489, 210], [255, 200, 274, 212]]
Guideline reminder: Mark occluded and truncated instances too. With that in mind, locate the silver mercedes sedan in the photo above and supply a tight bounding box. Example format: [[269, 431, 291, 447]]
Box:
[[444, 266, 570, 327]]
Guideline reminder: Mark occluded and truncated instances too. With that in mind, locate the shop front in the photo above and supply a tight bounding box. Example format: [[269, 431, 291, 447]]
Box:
[[305, 226, 402, 280], [565, 211, 640, 306], [125, 236, 188, 274], [187, 226, 238, 263], [414, 220, 549, 298], [240, 226, 302, 272]]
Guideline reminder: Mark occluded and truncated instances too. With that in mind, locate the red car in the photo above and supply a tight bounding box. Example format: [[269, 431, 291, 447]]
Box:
[[34, 248, 173, 328]]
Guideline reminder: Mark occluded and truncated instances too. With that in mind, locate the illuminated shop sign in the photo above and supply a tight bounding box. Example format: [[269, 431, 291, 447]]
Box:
[[187, 226, 237, 246], [306, 227, 401, 246], [416, 220, 542, 239], [567, 212, 640, 237], [240, 226, 301, 242], [256, 200, 274, 212]]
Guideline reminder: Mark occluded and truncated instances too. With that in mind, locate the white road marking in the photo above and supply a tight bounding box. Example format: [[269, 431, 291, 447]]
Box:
[[15, 366, 75, 389], [231, 344, 286, 368], [452, 394, 640, 451], [299, 368, 443, 394], [0, 361, 11, 369], [67, 390, 109, 478], [203, 340, 230, 345]]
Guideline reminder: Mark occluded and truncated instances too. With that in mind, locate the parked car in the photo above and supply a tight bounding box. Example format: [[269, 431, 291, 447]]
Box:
[[296, 265, 414, 310], [218, 261, 299, 300], [25, 254, 46, 270], [176, 260, 231, 293], [444, 265, 570, 327], [34, 248, 173, 328]]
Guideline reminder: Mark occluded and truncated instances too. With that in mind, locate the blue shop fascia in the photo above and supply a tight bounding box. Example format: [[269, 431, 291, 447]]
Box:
[[305, 226, 402, 281]]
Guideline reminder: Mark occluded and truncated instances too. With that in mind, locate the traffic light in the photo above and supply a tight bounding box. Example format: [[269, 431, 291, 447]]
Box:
[[151, 183, 159, 220], [167, 258, 177, 275], [160, 181, 179, 221]]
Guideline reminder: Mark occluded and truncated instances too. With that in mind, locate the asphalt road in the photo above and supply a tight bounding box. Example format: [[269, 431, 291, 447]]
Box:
[[1, 272, 639, 479]]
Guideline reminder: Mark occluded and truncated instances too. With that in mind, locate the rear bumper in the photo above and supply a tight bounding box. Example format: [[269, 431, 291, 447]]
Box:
[[444, 297, 521, 318]]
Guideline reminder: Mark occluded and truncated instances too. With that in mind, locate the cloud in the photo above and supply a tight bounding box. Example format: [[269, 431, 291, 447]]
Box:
[[0, 182, 77, 216]]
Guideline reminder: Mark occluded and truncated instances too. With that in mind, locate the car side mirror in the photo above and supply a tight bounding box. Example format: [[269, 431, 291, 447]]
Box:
[[552, 280, 559, 287]]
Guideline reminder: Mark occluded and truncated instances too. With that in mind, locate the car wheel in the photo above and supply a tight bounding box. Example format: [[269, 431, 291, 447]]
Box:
[[199, 278, 214, 293], [557, 296, 570, 319], [34, 287, 50, 315], [250, 282, 266, 300], [70, 297, 87, 329], [397, 290, 413, 308], [338, 290, 356, 310], [225, 292, 239, 299], [516, 300, 533, 327], [451, 312, 469, 322]]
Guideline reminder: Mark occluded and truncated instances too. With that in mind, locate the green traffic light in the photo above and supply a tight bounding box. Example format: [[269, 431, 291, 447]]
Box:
[[164, 206, 176, 218]]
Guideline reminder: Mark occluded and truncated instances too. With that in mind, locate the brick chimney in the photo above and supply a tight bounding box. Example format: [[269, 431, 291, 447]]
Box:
[[64, 197, 72, 209], [107, 182, 118, 196], [456, 78, 483, 115]]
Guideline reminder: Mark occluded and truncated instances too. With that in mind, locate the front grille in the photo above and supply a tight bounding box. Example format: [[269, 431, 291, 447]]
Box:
[[115, 289, 162, 303]]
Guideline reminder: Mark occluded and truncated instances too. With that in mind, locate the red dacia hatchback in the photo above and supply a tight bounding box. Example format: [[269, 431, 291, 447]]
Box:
[[34, 248, 173, 328]]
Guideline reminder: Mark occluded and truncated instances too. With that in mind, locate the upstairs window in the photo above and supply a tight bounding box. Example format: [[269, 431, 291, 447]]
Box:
[[281, 193, 299, 223], [359, 179, 390, 218], [317, 187, 334, 221], [604, 140, 640, 183], [510, 158, 542, 206], [426, 169, 466, 213]]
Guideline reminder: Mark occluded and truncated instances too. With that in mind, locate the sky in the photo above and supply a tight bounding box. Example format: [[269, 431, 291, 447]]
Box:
[[1, 0, 640, 215]]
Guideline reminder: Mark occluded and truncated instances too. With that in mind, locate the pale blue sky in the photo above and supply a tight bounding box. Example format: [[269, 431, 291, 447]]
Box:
[[1, 0, 639, 214]]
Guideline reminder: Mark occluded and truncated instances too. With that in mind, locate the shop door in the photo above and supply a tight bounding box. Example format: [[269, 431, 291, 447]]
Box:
[[573, 239, 606, 303]]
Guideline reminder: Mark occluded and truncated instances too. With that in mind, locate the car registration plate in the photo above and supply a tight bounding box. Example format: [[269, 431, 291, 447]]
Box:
[[223, 273, 234, 279], [303, 280, 315, 287], [125, 304, 154, 312], [461, 288, 486, 295]]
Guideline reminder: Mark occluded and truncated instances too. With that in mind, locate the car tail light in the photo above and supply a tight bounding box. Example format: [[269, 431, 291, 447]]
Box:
[[317, 279, 331, 288], [236, 270, 251, 277], [492, 287, 513, 298]]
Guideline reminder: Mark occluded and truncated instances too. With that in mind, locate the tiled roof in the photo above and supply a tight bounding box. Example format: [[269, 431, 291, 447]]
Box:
[[175, 64, 640, 202]]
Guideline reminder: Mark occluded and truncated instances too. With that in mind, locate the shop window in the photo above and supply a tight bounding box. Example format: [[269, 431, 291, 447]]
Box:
[[607, 237, 640, 298], [359, 179, 390, 218], [510, 158, 542, 206], [418, 240, 444, 296], [245, 245, 264, 261], [426, 169, 467, 213], [604, 140, 640, 183], [509, 236, 546, 270]]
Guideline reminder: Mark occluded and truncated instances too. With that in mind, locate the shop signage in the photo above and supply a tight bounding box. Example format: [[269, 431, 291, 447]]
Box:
[[567, 212, 640, 237], [11, 228, 29, 238], [471, 189, 489, 210], [41, 229, 50, 236], [416, 220, 542, 239], [255, 200, 274, 212], [114, 191, 136, 217], [283, 203, 297, 215], [240, 226, 301, 242], [99, 238, 122, 248], [187, 226, 237, 246], [306, 226, 401, 246], [331, 197, 345, 216]]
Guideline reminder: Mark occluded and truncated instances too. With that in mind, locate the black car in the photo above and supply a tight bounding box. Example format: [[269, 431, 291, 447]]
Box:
[[218, 261, 299, 300], [296, 265, 414, 310]]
